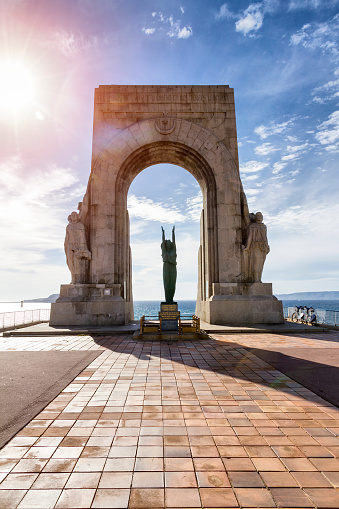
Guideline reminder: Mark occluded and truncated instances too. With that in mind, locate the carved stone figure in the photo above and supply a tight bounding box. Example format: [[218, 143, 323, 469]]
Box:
[[242, 212, 270, 283], [65, 211, 91, 284], [161, 226, 177, 303]]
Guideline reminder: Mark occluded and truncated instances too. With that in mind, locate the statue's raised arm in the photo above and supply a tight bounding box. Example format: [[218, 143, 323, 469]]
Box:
[[161, 225, 177, 303], [78, 190, 89, 224]]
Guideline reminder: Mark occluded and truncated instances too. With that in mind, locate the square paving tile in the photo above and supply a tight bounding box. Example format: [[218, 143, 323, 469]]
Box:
[[99, 472, 133, 488], [42, 459, 76, 473], [92, 488, 130, 508], [196, 471, 230, 488], [165, 457, 194, 471], [228, 471, 264, 487], [292, 471, 332, 487], [165, 471, 197, 488], [269, 487, 314, 507], [64, 471, 101, 488], [0, 489, 27, 509], [18, 489, 62, 508], [135, 457, 163, 471], [129, 488, 164, 508], [199, 487, 238, 507], [31, 472, 69, 489], [166, 488, 201, 508], [304, 487, 339, 508], [234, 487, 276, 507], [0, 473, 38, 489], [133, 471, 164, 488], [259, 471, 298, 487]]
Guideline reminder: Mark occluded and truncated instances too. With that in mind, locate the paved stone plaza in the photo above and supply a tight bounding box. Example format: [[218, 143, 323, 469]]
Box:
[[1, 332, 339, 508]]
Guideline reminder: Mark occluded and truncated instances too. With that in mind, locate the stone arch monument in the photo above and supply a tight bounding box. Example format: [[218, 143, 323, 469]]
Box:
[[50, 85, 283, 326]]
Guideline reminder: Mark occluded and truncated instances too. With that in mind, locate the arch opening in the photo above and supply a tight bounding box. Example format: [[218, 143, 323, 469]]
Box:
[[114, 141, 219, 313], [127, 163, 202, 310]]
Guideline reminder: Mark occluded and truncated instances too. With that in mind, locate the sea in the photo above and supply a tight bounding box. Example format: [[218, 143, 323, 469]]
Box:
[[134, 300, 339, 323], [1, 299, 339, 324], [133, 300, 196, 320]]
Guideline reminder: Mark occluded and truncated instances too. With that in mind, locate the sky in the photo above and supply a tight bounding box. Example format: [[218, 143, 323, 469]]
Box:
[[0, 0, 339, 301]]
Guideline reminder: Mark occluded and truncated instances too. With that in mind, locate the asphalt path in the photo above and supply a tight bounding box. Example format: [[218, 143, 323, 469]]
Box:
[[0, 351, 101, 448]]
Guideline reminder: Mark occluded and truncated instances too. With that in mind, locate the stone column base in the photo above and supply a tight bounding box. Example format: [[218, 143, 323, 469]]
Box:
[[196, 282, 284, 325], [50, 284, 133, 326]]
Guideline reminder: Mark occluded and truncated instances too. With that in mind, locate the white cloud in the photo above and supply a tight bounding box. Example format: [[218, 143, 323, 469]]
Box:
[[266, 202, 339, 233], [186, 192, 203, 222], [177, 26, 193, 39], [216, 0, 278, 35], [215, 3, 235, 20], [315, 110, 339, 147], [235, 3, 264, 36], [242, 174, 259, 180], [240, 160, 269, 173], [254, 142, 279, 155], [142, 27, 156, 35], [255, 119, 295, 139], [288, 0, 337, 10], [290, 169, 300, 176], [314, 78, 339, 92], [0, 157, 81, 286], [245, 188, 261, 196], [128, 194, 187, 223], [290, 15, 339, 57], [312, 96, 326, 104], [167, 17, 193, 39], [281, 153, 300, 161], [45, 29, 106, 57], [272, 161, 287, 174], [180, 6, 185, 14], [286, 143, 309, 153], [147, 11, 193, 40]]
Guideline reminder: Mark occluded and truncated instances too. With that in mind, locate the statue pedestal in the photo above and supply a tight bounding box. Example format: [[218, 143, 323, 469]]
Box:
[[159, 302, 179, 332], [50, 284, 133, 326], [196, 283, 284, 325]]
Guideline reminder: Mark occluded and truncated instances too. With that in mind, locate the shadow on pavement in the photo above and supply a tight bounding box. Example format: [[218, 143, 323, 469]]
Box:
[[91, 333, 339, 409]]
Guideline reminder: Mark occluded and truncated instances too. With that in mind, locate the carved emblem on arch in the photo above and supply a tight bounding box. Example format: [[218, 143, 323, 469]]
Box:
[[155, 115, 176, 135]]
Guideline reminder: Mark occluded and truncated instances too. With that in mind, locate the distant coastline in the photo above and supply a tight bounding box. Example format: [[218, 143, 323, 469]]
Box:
[[10, 290, 339, 303], [276, 291, 339, 300], [23, 294, 59, 303]]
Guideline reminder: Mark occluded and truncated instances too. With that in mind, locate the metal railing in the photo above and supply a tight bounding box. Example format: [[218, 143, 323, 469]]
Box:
[[0, 309, 50, 332], [284, 307, 339, 326]]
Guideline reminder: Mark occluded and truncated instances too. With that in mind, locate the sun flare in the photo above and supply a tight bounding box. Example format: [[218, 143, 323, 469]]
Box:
[[0, 60, 34, 111]]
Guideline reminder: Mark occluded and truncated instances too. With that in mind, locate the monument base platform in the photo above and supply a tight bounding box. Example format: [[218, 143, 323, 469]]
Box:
[[50, 284, 133, 326], [196, 283, 284, 325], [132, 330, 209, 341]]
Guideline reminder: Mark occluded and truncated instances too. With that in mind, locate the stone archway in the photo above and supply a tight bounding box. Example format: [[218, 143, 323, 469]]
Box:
[[50, 85, 283, 326]]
